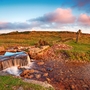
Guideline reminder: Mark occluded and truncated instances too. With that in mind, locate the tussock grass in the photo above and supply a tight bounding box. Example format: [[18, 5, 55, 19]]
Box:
[[0, 31, 90, 61], [0, 75, 54, 90]]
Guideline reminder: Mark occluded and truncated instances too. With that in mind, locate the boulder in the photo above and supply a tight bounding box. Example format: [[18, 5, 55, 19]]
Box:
[[0, 46, 5, 55], [20, 69, 35, 77], [28, 45, 50, 59], [0, 46, 5, 52]]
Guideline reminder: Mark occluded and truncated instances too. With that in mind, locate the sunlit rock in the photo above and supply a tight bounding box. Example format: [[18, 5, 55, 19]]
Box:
[[0, 52, 31, 70]]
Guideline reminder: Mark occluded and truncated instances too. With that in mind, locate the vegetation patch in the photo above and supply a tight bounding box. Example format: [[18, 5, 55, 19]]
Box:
[[0, 31, 90, 61], [0, 75, 54, 90]]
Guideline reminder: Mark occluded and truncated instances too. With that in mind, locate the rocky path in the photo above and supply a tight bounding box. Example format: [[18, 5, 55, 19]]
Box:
[[21, 44, 90, 90], [3, 44, 89, 90], [0, 45, 90, 90], [42, 60, 90, 90], [20, 58, 90, 90]]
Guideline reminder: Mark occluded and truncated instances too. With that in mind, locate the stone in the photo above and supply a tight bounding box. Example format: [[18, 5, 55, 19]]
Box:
[[46, 78, 51, 82], [28, 69, 35, 73], [28, 45, 50, 59], [0, 46, 5, 52], [47, 67, 53, 72], [82, 84, 89, 88], [71, 85, 75, 89], [17, 86, 24, 90], [28, 75, 34, 79], [35, 74, 41, 79], [43, 73, 48, 77], [37, 62, 44, 65], [40, 68, 46, 72], [20, 70, 30, 76], [24, 74, 29, 78]]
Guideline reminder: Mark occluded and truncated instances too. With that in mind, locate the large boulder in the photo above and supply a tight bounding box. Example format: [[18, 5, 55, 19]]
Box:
[[0, 46, 5, 55], [0, 46, 5, 51], [28, 45, 50, 60]]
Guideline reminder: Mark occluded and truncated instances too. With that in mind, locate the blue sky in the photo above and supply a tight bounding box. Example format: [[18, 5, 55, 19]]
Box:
[[0, 0, 90, 33]]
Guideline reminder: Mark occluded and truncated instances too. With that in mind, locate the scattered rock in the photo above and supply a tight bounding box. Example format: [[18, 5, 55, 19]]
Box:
[[23, 79, 54, 89], [47, 67, 53, 72], [40, 68, 46, 72], [17, 86, 24, 90], [37, 62, 44, 65], [0, 46, 5, 52], [28, 75, 34, 79], [24, 74, 29, 78], [28, 69, 35, 74], [71, 85, 75, 89], [82, 84, 89, 88], [43, 73, 48, 77], [12, 86, 17, 90], [28, 45, 50, 59], [20, 70, 30, 76], [35, 74, 41, 79], [46, 78, 51, 82]]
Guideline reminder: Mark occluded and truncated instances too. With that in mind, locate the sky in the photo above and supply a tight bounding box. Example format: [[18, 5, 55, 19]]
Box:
[[0, 0, 90, 33]]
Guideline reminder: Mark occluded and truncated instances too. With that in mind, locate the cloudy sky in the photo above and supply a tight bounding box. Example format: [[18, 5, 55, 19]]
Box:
[[0, 0, 90, 33]]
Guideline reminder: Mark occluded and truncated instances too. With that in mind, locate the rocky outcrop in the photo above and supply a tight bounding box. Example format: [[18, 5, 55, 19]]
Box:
[[0, 52, 30, 70], [28, 45, 50, 59], [0, 46, 5, 52], [0, 46, 6, 55]]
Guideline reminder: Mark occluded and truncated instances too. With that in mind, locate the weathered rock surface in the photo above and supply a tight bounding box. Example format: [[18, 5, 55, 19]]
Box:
[[23, 79, 54, 89], [0, 46, 5, 52], [28, 45, 50, 59], [20, 44, 90, 90], [37, 62, 44, 65], [0, 52, 30, 70]]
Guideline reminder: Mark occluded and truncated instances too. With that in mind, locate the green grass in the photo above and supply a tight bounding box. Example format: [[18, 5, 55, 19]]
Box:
[[65, 40, 90, 52], [0, 31, 90, 61], [0, 32, 61, 47], [57, 40, 90, 61], [0, 75, 54, 90]]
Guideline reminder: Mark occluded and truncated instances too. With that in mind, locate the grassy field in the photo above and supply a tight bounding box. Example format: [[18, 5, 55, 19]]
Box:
[[0, 31, 90, 61], [0, 31, 90, 90], [0, 75, 54, 90]]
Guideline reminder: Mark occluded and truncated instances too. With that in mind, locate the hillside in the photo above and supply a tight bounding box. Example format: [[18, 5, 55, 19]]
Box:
[[0, 31, 90, 90], [0, 31, 90, 46]]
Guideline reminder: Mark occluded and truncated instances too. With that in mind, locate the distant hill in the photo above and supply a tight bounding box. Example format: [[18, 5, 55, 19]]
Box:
[[0, 31, 90, 47]]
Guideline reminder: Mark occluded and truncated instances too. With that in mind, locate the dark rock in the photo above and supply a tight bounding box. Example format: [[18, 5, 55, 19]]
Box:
[[47, 67, 53, 72]]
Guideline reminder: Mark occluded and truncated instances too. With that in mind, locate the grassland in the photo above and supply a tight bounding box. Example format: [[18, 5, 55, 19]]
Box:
[[0, 31, 90, 61], [0, 31, 90, 90], [0, 75, 54, 90]]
